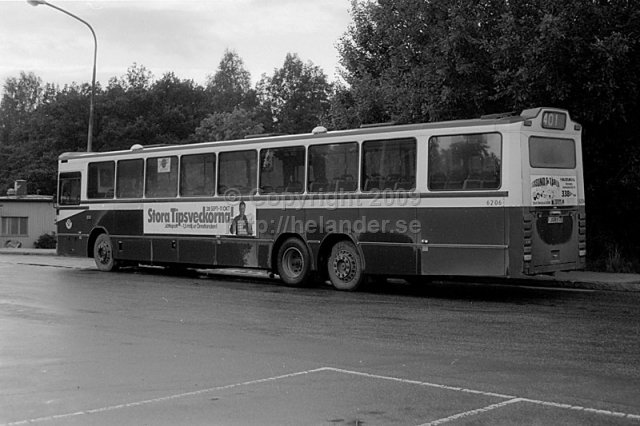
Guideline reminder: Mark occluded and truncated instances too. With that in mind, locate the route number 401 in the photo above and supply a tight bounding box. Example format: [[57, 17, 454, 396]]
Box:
[[486, 199, 504, 207]]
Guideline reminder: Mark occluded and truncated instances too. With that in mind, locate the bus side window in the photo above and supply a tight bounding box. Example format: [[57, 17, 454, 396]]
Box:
[[218, 150, 257, 196], [116, 159, 144, 198], [308, 142, 358, 193], [180, 153, 216, 196], [259, 146, 305, 194], [87, 161, 115, 199], [361, 138, 416, 192], [428, 133, 502, 191], [146, 156, 178, 198]]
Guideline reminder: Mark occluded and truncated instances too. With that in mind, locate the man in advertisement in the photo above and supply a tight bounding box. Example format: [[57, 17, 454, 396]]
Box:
[[230, 201, 253, 236]]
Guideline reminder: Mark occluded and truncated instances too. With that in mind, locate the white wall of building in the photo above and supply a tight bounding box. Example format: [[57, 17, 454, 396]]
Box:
[[0, 197, 55, 248]]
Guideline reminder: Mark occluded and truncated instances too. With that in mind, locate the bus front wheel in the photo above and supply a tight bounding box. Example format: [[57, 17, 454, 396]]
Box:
[[327, 240, 363, 291], [94, 233, 118, 272], [276, 238, 310, 286]]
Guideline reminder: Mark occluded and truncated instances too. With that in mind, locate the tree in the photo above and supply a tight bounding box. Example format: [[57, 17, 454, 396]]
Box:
[[0, 72, 44, 144], [337, 0, 501, 124], [486, 0, 640, 269], [149, 72, 209, 144], [339, 0, 640, 270], [194, 108, 263, 142], [257, 53, 332, 134], [328, 82, 360, 130], [97, 66, 210, 151], [206, 49, 258, 113], [107, 62, 154, 92], [0, 72, 57, 194]]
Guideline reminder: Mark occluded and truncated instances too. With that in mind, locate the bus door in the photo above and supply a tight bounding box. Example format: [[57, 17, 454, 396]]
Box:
[[522, 109, 586, 274], [56, 171, 86, 256]]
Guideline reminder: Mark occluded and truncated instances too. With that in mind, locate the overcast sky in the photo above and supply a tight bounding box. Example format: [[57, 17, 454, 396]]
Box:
[[0, 0, 352, 93]]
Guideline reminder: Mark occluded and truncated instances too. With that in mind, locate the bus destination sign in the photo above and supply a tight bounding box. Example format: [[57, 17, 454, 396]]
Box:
[[541, 111, 566, 130]]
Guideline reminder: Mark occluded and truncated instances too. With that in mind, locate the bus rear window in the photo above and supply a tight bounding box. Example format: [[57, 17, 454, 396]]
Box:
[[529, 137, 576, 169]]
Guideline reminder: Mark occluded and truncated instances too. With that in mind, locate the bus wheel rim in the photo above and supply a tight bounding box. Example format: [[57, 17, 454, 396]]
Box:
[[97, 241, 112, 265], [282, 247, 304, 277], [333, 250, 355, 282]]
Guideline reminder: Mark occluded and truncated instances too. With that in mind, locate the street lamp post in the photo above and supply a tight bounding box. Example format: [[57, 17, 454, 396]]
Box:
[[28, 0, 97, 152]]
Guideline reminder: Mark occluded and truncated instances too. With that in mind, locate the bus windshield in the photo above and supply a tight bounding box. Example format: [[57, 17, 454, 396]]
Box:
[[529, 137, 576, 169]]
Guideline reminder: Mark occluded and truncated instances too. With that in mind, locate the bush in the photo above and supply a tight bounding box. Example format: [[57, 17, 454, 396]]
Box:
[[34, 232, 56, 249]]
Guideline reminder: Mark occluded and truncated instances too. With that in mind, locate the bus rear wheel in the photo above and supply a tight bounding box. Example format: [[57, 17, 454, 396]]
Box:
[[94, 233, 118, 272], [276, 237, 310, 286], [327, 240, 363, 291]]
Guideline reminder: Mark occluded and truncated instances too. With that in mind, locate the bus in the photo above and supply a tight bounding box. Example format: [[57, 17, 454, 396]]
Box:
[[56, 107, 586, 291]]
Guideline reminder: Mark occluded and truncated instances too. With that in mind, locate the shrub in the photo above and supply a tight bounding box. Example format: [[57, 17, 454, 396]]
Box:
[[34, 232, 57, 249]]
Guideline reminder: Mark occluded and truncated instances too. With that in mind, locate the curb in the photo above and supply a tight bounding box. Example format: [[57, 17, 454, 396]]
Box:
[[0, 249, 57, 256], [550, 274, 640, 292], [2, 251, 639, 291]]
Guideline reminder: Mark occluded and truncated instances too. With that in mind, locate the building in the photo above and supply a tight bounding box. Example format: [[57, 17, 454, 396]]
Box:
[[0, 180, 55, 248]]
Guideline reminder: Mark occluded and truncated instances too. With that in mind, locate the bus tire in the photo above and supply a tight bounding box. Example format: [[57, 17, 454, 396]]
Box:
[[276, 237, 310, 286], [93, 233, 118, 272], [327, 240, 363, 291]]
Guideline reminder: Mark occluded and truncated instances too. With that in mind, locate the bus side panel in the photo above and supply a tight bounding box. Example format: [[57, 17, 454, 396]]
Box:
[[360, 243, 417, 275], [216, 239, 258, 267], [418, 206, 507, 276], [56, 209, 90, 256], [114, 209, 143, 236], [110, 209, 151, 263], [358, 207, 417, 275], [305, 207, 360, 241], [116, 238, 151, 263], [152, 238, 178, 263], [57, 232, 88, 257], [301, 206, 417, 275], [178, 238, 216, 266]]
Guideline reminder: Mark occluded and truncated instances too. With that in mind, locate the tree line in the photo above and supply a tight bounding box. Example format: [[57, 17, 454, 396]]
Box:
[[1, 0, 639, 271]]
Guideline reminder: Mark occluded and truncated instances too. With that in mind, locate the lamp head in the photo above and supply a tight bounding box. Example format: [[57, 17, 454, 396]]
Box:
[[27, 0, 47, 6]]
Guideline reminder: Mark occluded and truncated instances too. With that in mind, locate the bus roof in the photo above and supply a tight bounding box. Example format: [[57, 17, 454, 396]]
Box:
[[58, 108, 564, 162]]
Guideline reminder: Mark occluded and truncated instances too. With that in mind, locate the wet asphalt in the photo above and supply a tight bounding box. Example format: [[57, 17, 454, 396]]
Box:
[[1, 254, 639, 425]]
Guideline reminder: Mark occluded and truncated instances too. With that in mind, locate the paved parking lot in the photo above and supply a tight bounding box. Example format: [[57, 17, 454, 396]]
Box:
[[1, 253, 639, 425]]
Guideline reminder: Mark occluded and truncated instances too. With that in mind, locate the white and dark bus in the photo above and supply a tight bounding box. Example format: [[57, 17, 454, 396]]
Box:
[[56, 107, 586, 290]]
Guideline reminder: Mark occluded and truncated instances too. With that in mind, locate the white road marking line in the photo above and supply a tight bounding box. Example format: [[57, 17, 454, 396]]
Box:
[[418, 398, 523, 425], [323, 367, 640, 422], [4, 366, 639, 425], [321, 367, 516, 399], [518, 398, 640, 420], [2, 368, 326, 426]]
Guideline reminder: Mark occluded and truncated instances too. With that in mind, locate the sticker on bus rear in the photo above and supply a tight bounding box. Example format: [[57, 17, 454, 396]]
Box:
[[531, 175, 577, 206]]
